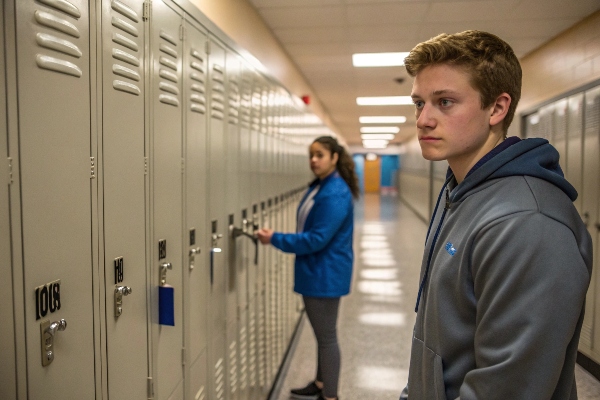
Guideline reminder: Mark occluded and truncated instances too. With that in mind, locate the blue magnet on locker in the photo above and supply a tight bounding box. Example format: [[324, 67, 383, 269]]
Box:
[[159, 285, 175, 326]]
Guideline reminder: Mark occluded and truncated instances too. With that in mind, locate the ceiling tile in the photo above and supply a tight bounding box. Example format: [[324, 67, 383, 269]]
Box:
[[426, 0, 520, 22], [274, 27, 348, 44], [256, 6, 346, 28], [346, 3, 430, 25]]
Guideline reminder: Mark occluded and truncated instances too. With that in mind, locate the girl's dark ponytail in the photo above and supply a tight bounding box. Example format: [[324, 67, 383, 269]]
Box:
[[313, 136, 360, 199]]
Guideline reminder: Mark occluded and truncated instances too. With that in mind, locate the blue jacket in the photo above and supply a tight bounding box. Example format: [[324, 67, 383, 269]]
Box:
[[271, 171, 354, 297]]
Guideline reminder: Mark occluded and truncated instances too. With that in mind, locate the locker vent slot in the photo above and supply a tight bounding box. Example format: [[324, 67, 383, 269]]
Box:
[[191, 104, 206, 114], [229, 341, 238, 393], [160, 44, 178, 58], [190, 48, 206, 114], [212, 101, 225, 112], [112, 16, 138, 37], [258, 302, 267, 386], [194, 386, 206, 400], [112, 48, 140, 67], [36, 33, 82, 58], [35, 11, 80, 38], [190, 94, 205, 105], [113, 64, 140, 81], [228, 81, 240, 124], [159, 82, 179, 95], [191, 49, 204, 62], [581, 320, 592, 348], [36, 54, 82, 77], [157, 31, 180, 106], [111, 0, 139, 23], [212, 83, 225, 93], [215, 358, 225, 400], [112, 33, 138, 51], [159, 69, 178, 83], [190, 72, 205, 84], [248, 311, 257, 386], [160, 30, 178, 46], [240, 326, 248, 390], [110, 6, 141, 95], [113, 80, 140, 95], [159, 56, 177, 71], [159, 94, 180, 107], [191, 61, 204, 74], [38, 0, 81, 18], [191, 83, 205, 94], [212, 66, 224, 83]]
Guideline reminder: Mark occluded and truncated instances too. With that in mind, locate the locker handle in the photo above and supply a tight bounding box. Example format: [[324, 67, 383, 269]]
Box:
[[159, 262, 172, 286], [230, 226, 259, 265], [40, 318, 67, 367], [189, 247, 201, 270]]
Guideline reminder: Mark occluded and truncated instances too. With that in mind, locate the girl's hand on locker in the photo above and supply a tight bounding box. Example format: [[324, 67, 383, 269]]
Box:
[[256, 228, 274, 245]]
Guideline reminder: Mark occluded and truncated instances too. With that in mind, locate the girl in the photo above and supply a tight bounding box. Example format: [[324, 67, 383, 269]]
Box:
[[257, 136, 359, 400]]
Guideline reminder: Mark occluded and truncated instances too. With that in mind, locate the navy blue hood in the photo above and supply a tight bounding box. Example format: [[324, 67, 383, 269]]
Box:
[[451, 138, 577, 202]]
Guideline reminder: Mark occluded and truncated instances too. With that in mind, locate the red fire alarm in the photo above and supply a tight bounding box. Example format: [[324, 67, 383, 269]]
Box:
[[301, 95, 310, 105]]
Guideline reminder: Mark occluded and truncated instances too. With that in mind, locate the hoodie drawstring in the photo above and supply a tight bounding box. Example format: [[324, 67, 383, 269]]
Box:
[[415, 188, 451, 312]]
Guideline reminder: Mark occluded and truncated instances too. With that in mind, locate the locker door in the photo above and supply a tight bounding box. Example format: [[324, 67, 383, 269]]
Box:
[[584, 86, 600, 357], [567, 94, 584, 214], [207, 36, 227, 400], [149, 1, 184, 398], [101, 1, 149, 398], [553, 99, 567, 171], [224, 49, 241, 400], [14, 0, 96, 397], [238, 65, 253, 400], [0, 2, 17, 395], [182, 18, 209, 400]]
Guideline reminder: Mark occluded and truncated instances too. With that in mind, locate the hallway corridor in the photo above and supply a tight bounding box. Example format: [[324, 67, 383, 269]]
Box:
[[276, 194, 600, 400]]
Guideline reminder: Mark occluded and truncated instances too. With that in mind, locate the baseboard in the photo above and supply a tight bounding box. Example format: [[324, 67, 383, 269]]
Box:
[[577, 351, 600, 381], [267, 311, 306, 400]]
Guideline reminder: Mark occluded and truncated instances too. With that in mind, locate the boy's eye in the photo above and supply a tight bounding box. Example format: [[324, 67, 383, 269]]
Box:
[[414, 100, 424, 109], [440, 99, 453, 107]]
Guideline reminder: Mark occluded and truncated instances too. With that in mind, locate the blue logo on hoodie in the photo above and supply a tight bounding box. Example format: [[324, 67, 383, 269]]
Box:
[[445, 242, 457, 256]]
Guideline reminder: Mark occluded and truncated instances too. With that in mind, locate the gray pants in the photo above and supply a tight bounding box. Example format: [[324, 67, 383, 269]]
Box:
[[303, 296, 341, 398]]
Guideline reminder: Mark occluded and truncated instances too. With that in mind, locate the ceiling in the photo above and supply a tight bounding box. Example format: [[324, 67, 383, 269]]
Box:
[[247, 0, 600, 147]]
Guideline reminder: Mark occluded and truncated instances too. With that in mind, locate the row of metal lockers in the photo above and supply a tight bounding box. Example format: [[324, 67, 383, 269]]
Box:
[[0, 0, 329, 399], [524, 83, 600, 365]]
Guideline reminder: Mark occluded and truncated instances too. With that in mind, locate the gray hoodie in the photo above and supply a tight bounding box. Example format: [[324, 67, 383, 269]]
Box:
[[405, 138, 593, 399]]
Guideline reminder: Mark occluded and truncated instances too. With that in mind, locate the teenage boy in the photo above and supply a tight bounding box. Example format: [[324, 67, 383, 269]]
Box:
[[400, 30, 592, 399]]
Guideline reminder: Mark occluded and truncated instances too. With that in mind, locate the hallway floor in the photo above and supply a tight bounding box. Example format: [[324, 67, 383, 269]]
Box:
[[276, 194, 600, 400]]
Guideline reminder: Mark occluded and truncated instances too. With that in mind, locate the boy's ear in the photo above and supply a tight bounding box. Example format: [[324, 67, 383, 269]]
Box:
[[490, 93, 511, 127]]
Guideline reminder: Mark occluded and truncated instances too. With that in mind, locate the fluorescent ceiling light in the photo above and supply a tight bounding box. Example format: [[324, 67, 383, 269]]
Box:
[[361, 134, 395, 141], [360, 126, 399, 134], [357, 96, 413, 106], [362, 139, 389, 149], [352, 52, 409, 67], [360, 116, 407, 124]]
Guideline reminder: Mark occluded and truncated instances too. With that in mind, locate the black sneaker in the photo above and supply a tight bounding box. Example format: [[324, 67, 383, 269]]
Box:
[[290, 381, 321, 399], [316, 396, 339, 400]]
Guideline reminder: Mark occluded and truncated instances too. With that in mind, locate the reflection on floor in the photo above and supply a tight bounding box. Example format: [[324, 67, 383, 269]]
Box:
[[277, 194, 600, 400]]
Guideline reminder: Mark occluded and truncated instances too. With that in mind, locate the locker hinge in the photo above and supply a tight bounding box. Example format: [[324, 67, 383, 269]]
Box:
[[179, 25, 185, 41], [144, 157, 148, 175], [181, 158, 185, 174], [147, 377, 154, 399], [90, 157, 96, 179], [182, 347, 186, 366], [7, 157, 13, 185], [143, 1, 150, 21], [205, 41, 211, 55]]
